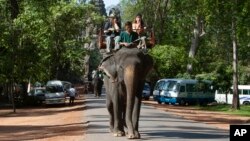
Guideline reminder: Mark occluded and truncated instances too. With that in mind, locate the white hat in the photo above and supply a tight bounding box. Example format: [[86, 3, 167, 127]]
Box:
[[108, 13, 115, 18]]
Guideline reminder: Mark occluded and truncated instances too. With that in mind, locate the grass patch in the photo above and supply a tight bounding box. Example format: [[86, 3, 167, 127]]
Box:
[[196, 104, 250, 117]]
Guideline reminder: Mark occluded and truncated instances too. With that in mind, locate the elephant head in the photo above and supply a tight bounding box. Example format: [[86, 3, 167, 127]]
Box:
[[99, 47, 153, 139]]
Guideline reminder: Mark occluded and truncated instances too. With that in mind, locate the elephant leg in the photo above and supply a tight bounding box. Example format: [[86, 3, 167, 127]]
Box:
[[132, 95, 141, 139], [112, 83, 125, 137], [106, 96, 114, 133], [125, 94, 136, 139], [113, 102, 125, 136], [132, 81, 144, 130]]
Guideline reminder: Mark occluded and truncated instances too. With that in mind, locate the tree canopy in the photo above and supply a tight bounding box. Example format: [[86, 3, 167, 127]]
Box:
[[0, 0, 104, 85]]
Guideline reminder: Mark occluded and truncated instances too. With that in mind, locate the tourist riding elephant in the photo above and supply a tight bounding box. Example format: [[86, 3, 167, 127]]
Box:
[[99, 47, 153, 139]]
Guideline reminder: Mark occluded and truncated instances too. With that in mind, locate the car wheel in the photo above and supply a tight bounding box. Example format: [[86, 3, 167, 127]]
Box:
[[243, 101, 250, 105], [157, 100, 162, 104]]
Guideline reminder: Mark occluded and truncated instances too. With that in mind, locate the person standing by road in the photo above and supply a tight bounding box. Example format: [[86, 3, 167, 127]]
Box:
[[68, 85, 76, 105], [93, 69, 104, 97]]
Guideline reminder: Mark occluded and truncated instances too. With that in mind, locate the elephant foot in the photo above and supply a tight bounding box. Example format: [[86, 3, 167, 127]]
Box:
[[113, 131, 125, 137], [109, 128, 113, 133], [127, 132, 140, 139], [135, 131, 141, 139]]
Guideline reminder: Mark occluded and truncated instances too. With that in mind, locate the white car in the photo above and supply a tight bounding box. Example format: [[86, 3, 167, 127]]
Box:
[[45, 80, 66, 105], [142, 83, 151, 100]]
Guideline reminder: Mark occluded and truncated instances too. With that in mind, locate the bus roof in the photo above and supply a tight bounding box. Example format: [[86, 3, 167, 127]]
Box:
[[157, 78, 212, 84], [234, 85, 250, 89]]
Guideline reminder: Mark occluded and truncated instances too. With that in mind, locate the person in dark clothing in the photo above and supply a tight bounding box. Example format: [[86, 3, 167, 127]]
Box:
[[104, 13, 121, 52], [92, 70, 104, 97]]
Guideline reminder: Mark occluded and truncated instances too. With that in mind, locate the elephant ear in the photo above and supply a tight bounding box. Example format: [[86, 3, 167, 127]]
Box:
[[99, 55, 117, 82]]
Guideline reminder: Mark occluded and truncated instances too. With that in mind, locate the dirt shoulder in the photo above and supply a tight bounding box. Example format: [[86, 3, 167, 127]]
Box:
[[0, 96, 86, 141], [142, 100, 250, 130]]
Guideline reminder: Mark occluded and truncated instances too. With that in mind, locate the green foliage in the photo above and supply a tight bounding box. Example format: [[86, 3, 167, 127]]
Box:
[[0, 0, 104, 84], [121, 0, 250, 88], [198, 104, 250, 117], [149, 45, 188, 79]]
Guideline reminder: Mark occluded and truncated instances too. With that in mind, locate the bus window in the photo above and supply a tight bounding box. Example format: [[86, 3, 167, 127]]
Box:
[[154, 81, 162, 90], [180, 86, 185, 92], [243, 89, 250, 95], [186, 84, 195, 92], [167, 81, 177, 91], [175, 83, 180, 92], [162, 81, 168, 90], [238, 89, 243, 95]]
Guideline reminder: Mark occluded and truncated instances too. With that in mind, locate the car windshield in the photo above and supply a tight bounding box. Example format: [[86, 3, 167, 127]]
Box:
[[144, 84, 150, 91], [35, 89, 45, 94], [46, 85, 63, 93]]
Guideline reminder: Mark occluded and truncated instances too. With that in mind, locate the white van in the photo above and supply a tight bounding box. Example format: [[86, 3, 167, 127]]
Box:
[[215, 85, 250, 105], [153, 79, 214, 105], [45, 80, 66, 105]]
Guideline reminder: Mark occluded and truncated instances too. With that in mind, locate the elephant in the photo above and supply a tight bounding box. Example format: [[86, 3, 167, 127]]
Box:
[[99, 47, 153, 139]]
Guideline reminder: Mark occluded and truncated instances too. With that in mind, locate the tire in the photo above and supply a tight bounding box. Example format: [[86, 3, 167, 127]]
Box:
[[164, 102, 169, 105], [243, 101, 250, 105], [157, 100, 162, 104], [179, 99, 186, 106]]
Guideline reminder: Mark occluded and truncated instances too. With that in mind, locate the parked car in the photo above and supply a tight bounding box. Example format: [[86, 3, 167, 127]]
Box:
[[28, 87, 46, 105], [142, 83, 151, 100], [45, 80, 66, 105]]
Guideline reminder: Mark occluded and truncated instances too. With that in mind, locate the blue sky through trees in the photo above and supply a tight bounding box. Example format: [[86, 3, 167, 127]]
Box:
[[103, 0, 120, 8]]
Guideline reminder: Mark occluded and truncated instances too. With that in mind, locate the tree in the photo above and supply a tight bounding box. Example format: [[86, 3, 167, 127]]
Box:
[[0, 0, 104, 108], [121, 0, 250, 110], [149, 45, 188, 79]]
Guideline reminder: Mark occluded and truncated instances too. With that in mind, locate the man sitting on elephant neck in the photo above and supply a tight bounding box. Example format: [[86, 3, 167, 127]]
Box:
[[119, 21, 139, 48]]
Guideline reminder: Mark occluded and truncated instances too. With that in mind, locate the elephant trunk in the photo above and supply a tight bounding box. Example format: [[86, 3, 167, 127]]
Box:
[[124, 65, 139, 136]]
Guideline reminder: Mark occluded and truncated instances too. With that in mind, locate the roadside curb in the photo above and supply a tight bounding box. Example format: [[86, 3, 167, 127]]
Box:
[[142, 100, 250, 130]]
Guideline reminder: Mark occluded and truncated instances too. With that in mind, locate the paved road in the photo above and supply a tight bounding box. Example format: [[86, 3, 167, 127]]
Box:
[[84, 94, 229, 141]]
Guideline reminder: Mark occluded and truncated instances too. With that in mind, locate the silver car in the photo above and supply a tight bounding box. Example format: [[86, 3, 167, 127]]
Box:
[[45, 80, 66, 105]]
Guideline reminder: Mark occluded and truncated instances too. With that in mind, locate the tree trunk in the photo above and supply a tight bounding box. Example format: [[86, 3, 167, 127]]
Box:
[[231, 8, 240, 110], [225, 91, 228, 104], [9, 0, 19, 113], [10, 81, 16, 113], [187, 16, 202, 74]]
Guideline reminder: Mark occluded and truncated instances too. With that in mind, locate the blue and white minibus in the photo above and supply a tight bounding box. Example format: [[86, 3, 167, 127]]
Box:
[[153, 79, 215, 105]]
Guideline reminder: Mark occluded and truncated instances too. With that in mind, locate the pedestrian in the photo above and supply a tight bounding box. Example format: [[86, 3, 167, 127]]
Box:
[[97, 71, 104, 97], [93, 69, 103, 97], [68, 85, 76, 105]]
